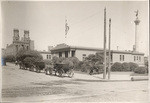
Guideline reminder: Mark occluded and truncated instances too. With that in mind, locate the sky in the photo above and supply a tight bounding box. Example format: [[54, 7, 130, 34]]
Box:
[[1, 1, 149, 55]]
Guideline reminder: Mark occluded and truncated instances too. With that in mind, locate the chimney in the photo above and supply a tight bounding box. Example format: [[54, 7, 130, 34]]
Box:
[[48, 46, 53, 51], [133, 45, 136, 52]]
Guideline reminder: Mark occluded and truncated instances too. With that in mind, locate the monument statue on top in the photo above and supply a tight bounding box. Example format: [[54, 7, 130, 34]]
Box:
[[135, 10, 139, 19]]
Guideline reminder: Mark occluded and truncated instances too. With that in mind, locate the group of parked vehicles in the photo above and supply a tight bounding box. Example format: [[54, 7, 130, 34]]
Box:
[[16, 61, 74, 78]]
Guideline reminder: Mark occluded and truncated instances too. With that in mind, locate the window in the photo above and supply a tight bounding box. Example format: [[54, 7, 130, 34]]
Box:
[[120, 55, 122, 61], [111, 54, 113, 62], [134, 56, 136, 61], [49, 55, 51, 59], [83, 57, 86, 61], [139, 56, 141, 62], [47, 55, 49, 59], [59, 52, 62, 57], [122, 55, 124, 61], [27, 46, 29, 50], [120, 55, 124, 61], [22, 45, 24, 50], [83, 54, 86, 56], [72, 51, 75, 57], [82, 54, 86, 61], [65, 51, 68, 58]]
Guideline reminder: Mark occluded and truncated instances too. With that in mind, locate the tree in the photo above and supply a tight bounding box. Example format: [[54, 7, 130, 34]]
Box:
[[52, 56, 60, 64], [16, 50, 43, 62], [95, 52, 104, 63], [144, 60, 149, 73], [5, 55, 15, 62], [23, 57, 36, 68], [68, 57, 80, 69]]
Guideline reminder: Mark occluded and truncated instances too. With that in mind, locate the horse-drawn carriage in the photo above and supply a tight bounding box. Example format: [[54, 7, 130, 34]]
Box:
[[19, 59, 74, 78], [45, 63, 74, 78]]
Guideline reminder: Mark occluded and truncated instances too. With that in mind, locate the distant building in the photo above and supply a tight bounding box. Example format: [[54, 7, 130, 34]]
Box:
[[50, 43, 145, 66], [4, 29, 34, 56], [38, 50, 52, 60]]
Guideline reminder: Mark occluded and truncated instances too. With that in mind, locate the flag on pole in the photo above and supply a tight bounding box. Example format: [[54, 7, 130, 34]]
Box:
[[65, 19, 69, 38]]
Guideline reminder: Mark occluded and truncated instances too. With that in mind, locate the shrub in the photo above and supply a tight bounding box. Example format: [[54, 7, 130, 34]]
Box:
[[76, 61, 84, 71], [68, 57, 79, 65], [68, 57, 80, 70], [59, 57, 66, 63], [134, 66, 147, 74], [23, 57, 36, 68], [52, 56, 59, 64], [111, 62, 122, 71], [62, 59, 74, 67], [95, 52, 104, 63], [129, 62, 139, 71], [80, 60, 91, 72], [16, 50, 43, 62], [95, 61, 103, 73], [5, 55, 15, 62], [34, 61, 45, 70], [144, 60, 149, 73], [79, 52, 103, 73], [43, 59, 53, 65], [122, 62, 130, 71]]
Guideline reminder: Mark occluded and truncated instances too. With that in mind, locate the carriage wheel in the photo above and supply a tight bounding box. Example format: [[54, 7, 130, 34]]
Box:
[[49, 68, 53, 75], [67, 69, 74, 78], [45, 69, 48, 75], [36, 67, 40, 73], [29, 67, 32, 71], [58, 69, 63, 77]]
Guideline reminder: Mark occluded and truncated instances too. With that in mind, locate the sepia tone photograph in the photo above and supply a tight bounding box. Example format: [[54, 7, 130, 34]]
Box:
[[1, 0, 149, 102]]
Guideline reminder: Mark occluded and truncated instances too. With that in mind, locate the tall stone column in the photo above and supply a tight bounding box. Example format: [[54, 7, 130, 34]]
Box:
[[134, 10, 140, 52]]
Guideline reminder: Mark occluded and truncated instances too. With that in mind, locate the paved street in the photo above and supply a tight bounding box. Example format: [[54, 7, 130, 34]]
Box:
[[2, 63, 149, 102]]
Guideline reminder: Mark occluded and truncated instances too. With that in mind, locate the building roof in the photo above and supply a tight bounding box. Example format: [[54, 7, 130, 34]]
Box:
[[6, 44, 15, 48], [51, 43, 103, 51], [38, 50, 51, 54], [112, 50, 144, 55], [50, 43, 144, 55]]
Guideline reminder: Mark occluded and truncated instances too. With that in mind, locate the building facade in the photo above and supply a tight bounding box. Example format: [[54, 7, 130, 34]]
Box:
[[4, 29, 34, 56], [50, 43, 145, 66], [38, 51, 52, 60]]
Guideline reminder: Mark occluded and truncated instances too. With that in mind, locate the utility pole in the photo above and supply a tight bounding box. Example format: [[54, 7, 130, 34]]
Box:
[[108, 18, 111, 79], [103, 7, 106, 79]]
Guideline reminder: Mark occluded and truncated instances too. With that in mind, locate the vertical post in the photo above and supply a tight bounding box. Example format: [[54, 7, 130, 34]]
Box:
[[135, 23, 137, 51], [108, 18, 111, 79], [134, 10, 140, 52], [103, 7, 106, 79], [65, 17, 67, 39]]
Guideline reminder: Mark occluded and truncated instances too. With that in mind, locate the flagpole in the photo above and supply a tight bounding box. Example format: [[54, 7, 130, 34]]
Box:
[[65, 16, 67, 39], [65, 17, 69, 45]]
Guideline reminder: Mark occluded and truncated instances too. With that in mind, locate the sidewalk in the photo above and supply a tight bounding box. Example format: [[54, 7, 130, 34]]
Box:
[[74, 71, 148, 81]]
